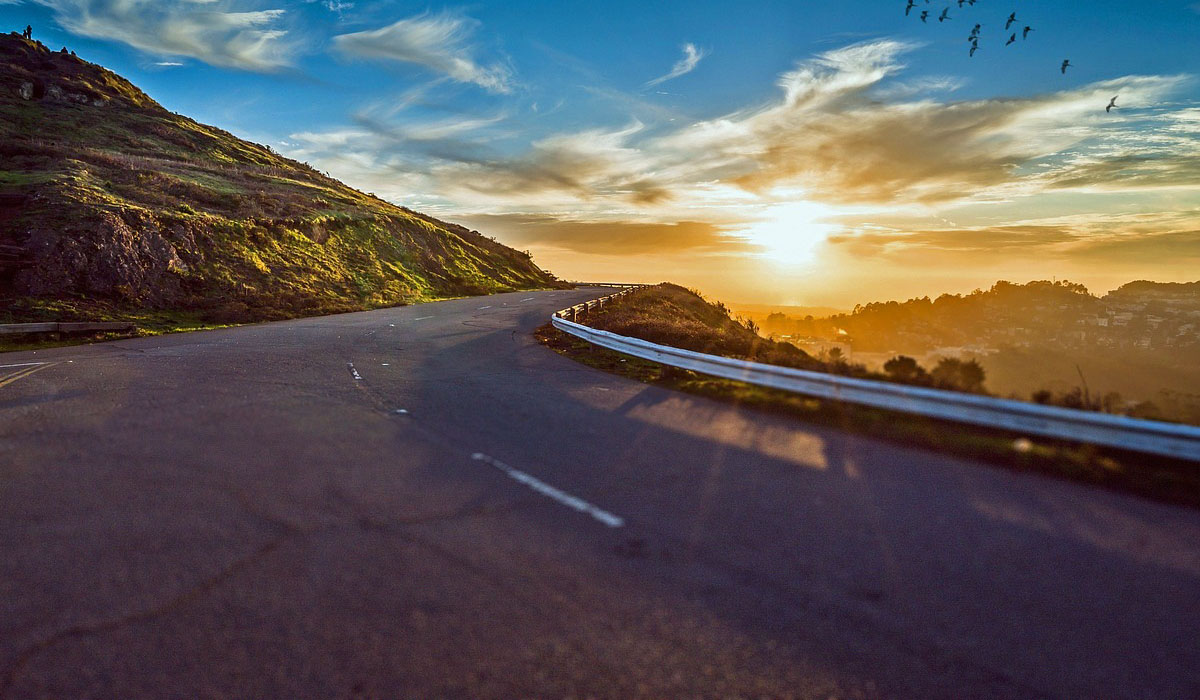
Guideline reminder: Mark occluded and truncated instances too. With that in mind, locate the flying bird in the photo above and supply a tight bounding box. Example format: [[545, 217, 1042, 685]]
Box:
[[1005, 33, 1016, 46], [905, 0, 917, 16], [1006, 12, 1017, 30], [1023, 25, 1034, 39], [920, 10, 929, 22], [1106, 95, 1118, 112], [1061, 59, 1072, 74], [939, 8, 951, 22]]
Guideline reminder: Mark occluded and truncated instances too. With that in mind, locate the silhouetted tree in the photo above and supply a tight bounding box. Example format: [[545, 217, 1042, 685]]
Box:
[[883, 355, 929, 384], [931, 357, 987, 393], [1101, 392, 1124, 414]]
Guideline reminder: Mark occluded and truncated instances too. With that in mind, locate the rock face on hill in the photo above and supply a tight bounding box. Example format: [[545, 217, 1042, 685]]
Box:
[[0, 33, 563, 323]]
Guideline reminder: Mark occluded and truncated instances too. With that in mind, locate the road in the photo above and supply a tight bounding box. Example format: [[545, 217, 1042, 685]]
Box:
[[1, 288, 1198, 699]]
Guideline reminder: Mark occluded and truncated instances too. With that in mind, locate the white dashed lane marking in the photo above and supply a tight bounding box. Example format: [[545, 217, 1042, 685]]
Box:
[[471, 453, 625, 528], [413, 316, 433, 321], [478, 306, 492, 310]]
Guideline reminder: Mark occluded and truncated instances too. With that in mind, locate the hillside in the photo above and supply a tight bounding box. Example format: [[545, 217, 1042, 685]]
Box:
[[554, 284, 991, 393], [755, 279, 1200, 422], [0, 33, 562, 325]]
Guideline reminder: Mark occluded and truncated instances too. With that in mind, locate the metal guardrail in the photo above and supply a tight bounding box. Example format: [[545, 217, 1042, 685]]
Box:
[[554, 285, 645, 324], [0, 321, 135, 335], [567, 281, 645, 289], [551, 289, 1200, 461]]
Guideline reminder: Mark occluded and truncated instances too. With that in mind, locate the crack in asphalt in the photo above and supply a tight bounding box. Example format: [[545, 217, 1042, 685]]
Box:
[[0, 496, 527, 699], [0, 534, 292, 700]]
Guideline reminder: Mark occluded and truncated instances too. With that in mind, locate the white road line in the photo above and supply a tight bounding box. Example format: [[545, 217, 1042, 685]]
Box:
[[413, 316, 433, 321], [478, 305, 492, 310], [520, 297, 535, 302], [471, 453, 624, 528], [0, 362, 48, 369], [347, 363, 363, 381]]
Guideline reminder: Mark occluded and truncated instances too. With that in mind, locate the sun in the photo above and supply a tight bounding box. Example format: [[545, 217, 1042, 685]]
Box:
[[741, 199, 838, 265]]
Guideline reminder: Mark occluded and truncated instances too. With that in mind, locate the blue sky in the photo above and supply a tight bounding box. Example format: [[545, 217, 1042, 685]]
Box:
[[4, 0, 1199, 305]]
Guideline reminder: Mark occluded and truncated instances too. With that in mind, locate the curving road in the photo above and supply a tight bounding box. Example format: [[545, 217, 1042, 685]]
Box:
[[1, 288, 1198, 699]]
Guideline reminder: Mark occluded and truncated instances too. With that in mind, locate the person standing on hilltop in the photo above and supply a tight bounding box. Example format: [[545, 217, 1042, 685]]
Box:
[[23, 25, 32, 40]]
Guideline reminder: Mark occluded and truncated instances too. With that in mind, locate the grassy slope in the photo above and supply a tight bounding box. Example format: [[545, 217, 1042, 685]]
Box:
[[582, 283, 827, 369], [0, 34, 563, 326], [538, 285, 1200, 508]]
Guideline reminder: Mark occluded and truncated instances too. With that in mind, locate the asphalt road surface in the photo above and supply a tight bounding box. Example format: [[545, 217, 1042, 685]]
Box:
[[2, 288, 1198, 699]]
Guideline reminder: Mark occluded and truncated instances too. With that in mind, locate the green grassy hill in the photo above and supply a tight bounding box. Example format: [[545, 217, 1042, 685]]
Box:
[[0, 33, 563, 325]]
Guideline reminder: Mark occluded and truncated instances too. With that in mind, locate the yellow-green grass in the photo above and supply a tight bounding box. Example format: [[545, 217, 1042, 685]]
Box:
[[0, 33, 565, 325]]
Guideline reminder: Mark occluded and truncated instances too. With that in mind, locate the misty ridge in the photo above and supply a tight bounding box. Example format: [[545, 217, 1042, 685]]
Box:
[[745, 279, 1200, 425]]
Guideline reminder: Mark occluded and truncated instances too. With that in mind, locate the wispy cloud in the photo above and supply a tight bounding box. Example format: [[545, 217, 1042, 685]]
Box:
[[458, 215, 752, 255], [286, 39, 1199, 266], [828, 210, 1200, 268], [32, 0, 293, 71], [333, 12, 511, 94], [645, 43, 706, 87], [309, 0, 352, 13]]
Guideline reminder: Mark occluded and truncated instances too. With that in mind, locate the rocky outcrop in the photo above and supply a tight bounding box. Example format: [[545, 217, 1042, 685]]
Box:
[[44, 83, 108, 107], [14, 210, 188, 303], [16, 79, 106, 106]]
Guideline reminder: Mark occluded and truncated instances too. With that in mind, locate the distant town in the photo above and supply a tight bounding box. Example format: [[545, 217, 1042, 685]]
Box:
[[743, 280, 1200, 423], [751, 280, 1200, 355]]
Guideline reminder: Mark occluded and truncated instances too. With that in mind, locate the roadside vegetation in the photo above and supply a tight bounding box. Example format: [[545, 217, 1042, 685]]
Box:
[[537, 284, 1200, 508], [565, 283, 991, 394]]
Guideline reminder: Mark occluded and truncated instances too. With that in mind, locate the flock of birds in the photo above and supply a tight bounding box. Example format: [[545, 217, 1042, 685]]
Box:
[[904, 0, 1118, 112]]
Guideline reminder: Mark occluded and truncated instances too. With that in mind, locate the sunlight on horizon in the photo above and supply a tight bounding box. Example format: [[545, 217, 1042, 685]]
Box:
[[739, 199, 839, 266]]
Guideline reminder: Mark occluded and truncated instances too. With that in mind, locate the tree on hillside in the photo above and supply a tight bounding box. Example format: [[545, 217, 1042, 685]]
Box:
[[931, 357, 987, 393], [883, 355, 929, 384]]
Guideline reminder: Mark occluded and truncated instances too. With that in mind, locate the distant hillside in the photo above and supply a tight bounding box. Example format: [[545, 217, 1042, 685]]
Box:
[[757, 279, 1200, 423], [1107, 280, 1200, 300], [758, 280, 1199, 353], [0, 33, 562, 324]]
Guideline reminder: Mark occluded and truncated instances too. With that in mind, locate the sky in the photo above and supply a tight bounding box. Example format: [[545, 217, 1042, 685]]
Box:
[[3, 0, 1199, 308]]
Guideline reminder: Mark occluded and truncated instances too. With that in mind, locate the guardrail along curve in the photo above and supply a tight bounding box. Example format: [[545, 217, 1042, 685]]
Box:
[[551, 289, 1200, 461]]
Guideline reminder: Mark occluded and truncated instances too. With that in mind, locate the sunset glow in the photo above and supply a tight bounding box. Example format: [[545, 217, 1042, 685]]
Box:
[[6, 0, 1196, 306], [742, 198, 839, 266]]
